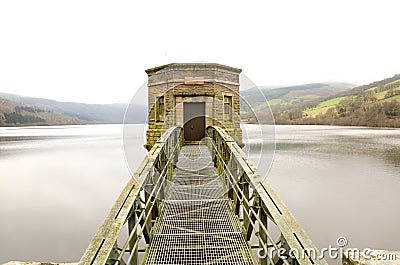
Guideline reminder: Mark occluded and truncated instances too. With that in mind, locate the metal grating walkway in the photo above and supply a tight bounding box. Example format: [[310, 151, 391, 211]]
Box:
[[145, 145, 255, 265]]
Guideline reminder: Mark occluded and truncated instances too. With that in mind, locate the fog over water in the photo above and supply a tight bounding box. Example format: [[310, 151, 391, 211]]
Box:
[[0, 124, 399, 264]]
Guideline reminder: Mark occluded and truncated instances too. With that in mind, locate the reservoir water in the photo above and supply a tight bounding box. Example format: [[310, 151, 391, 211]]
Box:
[[0, 124, 399, 264]]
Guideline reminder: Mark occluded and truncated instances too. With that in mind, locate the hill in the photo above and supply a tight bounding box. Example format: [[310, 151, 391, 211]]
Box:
[[277, 74, 400, 127], [0, 97, 83, 126], [240, 82, 354, 122], [0, 93, 147, 126]]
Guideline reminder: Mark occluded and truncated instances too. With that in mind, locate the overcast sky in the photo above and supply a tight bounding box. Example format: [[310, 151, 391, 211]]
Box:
[[0, 0, 399, 104]]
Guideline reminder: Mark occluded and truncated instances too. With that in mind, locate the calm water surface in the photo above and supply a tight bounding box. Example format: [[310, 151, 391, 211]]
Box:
[[0, 124, 399, 263], [265, 125, 400, 264]]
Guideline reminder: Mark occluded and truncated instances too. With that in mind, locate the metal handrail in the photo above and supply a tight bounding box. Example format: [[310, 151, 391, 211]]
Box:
[[206, 125, 329, 265], [79, 126, 183, 265]]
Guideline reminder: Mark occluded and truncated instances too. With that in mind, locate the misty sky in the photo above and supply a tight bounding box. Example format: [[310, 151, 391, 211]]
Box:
[[0, 0, 399, 104]]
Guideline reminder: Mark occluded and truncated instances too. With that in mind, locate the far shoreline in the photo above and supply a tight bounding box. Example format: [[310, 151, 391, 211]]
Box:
[[1, 123, 399, 130]]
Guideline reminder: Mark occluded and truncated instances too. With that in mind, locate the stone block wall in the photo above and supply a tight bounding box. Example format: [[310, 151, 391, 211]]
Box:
[[145, 63, 242, 150]]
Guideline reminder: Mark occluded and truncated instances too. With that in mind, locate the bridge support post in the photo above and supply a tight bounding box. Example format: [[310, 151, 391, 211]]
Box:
[[243, 181, 250, 238], [128, 205, 138, 265], [233, 174, 243, 215], [144, 191, 154, 242], [245, 195, 259, 241], [148, 176, 159, 223], [259, 202, 268, 265]]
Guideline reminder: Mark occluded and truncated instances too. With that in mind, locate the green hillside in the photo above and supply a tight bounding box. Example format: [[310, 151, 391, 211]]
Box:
[[240, 82, 354, 122], [304, 96, 353, 117], [276, 74, 400, 127]]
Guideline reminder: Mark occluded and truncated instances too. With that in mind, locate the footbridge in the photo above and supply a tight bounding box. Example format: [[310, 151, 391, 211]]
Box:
[[80, 126, 328, 265]]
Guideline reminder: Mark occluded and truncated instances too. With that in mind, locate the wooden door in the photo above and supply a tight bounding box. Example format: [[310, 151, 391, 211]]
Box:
[[183, 102, 205, 141]]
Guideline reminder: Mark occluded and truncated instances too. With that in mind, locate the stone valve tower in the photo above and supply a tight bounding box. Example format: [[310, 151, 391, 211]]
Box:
[[145, 63, 243, 150]]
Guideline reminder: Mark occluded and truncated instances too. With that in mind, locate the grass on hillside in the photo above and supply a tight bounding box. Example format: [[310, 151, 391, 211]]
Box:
[[303, 96, 350, 117], [253, 95, 321, 111], [303, 88, 400, 118], [316, 96, 349, 108], [304, 106, 333, 118], [381, 94, 400, 103], [251, 99, 285, 111], [268, 98, 285, 106]]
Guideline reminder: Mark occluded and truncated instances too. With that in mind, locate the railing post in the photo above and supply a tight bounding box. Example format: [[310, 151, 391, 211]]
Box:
[[107, 244, 125, 265], [259, 199, 268, 265], [232, 173, 242, 216], [245, 194, 259, 241], [243, 180, 250, 236], [137, 192, 151, 243], [128, 203, 138, 265]]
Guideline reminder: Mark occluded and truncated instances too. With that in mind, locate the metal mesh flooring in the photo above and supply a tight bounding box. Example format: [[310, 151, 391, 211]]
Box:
[[145, 145, 255, 265]]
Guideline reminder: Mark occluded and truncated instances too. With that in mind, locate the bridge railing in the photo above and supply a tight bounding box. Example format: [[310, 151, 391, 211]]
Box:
[[206, 126, 329, 265], [79, 126, 183, 265]]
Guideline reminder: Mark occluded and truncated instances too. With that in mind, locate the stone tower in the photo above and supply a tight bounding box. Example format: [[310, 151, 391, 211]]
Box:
[[145, 63, 243, 150]]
